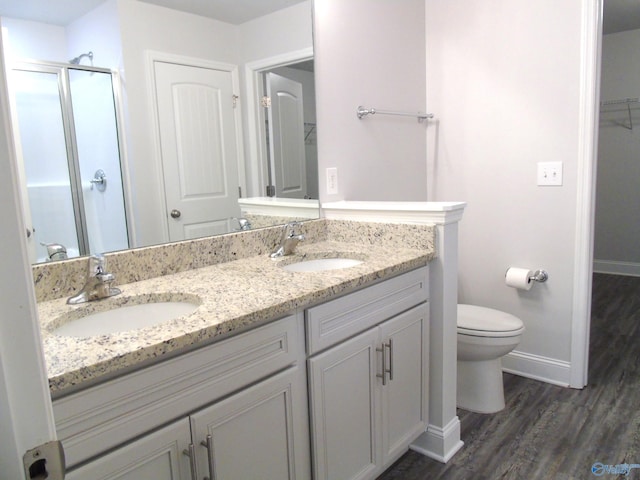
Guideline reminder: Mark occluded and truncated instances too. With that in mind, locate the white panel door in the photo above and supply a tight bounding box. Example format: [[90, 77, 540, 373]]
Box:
[[66, 418, 192, 480], [154, 61, 240, 241], [266, 72, 307, 199], [308, 328, 379, 480]]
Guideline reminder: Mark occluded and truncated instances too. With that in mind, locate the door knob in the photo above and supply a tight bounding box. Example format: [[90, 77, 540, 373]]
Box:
[[170, 209, 181, 219]]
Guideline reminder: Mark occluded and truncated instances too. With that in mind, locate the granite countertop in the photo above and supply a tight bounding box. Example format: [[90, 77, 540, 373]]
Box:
[[39, 239, 434, 397]]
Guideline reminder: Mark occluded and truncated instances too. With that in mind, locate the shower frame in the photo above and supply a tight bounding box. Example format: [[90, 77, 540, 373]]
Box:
[[10, 60, 130, 258]]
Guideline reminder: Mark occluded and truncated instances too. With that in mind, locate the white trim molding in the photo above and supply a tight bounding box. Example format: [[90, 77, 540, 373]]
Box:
[[410, 417, 464, 463], [502, 351, 571, 387], [322, 200, 467, 225], [570, 0, 602, 389], [238, 197, 319, 219], [593, 260, 640, 277]]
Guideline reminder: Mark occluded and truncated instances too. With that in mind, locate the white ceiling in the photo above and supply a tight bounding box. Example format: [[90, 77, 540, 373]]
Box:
[[0, 1, 638, 34], [0, 0, 306, 26]]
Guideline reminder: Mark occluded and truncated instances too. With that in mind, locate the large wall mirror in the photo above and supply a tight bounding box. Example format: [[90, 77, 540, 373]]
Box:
[[0, 0, 318, 265]]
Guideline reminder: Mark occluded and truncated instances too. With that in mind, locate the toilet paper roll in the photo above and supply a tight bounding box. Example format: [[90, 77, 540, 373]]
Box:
[[505, 267, 534, 290]]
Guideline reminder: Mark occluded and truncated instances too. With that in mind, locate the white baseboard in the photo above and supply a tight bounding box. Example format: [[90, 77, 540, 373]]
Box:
[[409, 417, 464, 463], [593, 260, 640, 277], [502, 350, 571, 387]]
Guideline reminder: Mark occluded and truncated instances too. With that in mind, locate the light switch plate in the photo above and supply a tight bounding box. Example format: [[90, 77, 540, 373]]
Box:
[[537, 162, 563, 186], [326, 167, 338, 195]]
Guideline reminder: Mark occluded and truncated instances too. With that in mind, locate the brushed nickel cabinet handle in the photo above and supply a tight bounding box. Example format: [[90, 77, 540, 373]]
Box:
[[376, 344, 387, 386], [201, 434, 215, 480], [170, 209, 181, 219], [386, 339, 394, 381], [182, 443, 198, 480]]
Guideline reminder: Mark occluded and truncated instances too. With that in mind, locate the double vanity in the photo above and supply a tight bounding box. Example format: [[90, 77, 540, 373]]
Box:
[[34, 218, 444, 479]]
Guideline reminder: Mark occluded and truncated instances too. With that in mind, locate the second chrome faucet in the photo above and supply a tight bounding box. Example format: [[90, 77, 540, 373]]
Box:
[[67, 254, 122, 304], [270, 222, 305, 258]]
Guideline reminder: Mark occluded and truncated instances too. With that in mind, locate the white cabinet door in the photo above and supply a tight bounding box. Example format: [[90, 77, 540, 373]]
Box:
[[308, 328, 379, 480], [190, 366, 310, 480], [379, 304, 428, 465], [308, 303, 429, 480], [66, 418, 192, 480]]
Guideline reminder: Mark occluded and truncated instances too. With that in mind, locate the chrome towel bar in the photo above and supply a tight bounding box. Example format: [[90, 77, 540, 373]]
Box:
[[356, 105, 434, 122]]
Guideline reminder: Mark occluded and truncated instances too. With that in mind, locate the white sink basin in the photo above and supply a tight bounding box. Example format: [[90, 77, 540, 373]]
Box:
[[282, 257, 363, 272], [53, 297, 200, 337]]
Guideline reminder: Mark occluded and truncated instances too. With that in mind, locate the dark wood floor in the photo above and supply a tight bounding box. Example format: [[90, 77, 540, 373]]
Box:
[[378, 273, 640, 480]]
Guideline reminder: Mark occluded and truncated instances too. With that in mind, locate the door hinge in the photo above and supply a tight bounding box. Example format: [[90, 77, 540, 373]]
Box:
[[232, 94, 239, 108], [238, 186, 242, 198], [266, 185, 275, 197], [23, 440, 65, 480], [261, 96, 271, 108]]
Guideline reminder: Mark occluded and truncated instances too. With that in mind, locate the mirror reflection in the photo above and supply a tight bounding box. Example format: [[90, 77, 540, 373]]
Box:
[[0, 0, 318, 264]]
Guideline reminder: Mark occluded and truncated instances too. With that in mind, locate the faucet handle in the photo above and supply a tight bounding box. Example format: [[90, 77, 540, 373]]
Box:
[[284, 221, 302, 236], [234, 217, 252, 231], [88, 254, 107, 275]]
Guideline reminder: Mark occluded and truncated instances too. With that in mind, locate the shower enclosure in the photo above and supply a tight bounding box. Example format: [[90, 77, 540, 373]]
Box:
[[9, 62, 129, 263]]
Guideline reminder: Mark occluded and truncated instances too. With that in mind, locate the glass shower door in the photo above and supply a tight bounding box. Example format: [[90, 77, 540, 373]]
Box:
[[69, 68, 128, 256], [12, 68, 82, 261], [10, 64, 129, 262]]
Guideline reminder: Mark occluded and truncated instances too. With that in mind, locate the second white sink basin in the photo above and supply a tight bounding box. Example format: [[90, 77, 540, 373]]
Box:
[[53, 295, 201, 337], [282, 257, 363, 272]]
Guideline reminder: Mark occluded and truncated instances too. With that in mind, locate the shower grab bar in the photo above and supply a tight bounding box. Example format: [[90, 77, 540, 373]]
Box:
[[356, 105, 434, 122]]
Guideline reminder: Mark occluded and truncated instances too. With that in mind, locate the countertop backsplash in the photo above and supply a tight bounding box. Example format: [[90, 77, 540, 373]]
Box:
[[32, 219, 435, 303]]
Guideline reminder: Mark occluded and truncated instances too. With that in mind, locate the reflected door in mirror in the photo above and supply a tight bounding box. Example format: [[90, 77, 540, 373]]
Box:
[[154, 61, 241, 241], [266, 72, 308, 199]]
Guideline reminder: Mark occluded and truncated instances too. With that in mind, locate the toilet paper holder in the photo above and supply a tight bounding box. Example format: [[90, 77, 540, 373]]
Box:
[[529, 270, 549, 283]]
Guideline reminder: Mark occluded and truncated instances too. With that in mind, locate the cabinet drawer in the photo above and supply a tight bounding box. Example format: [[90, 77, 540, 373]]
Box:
[[54, 313, 301, 468], [306, 267, 428, 354]]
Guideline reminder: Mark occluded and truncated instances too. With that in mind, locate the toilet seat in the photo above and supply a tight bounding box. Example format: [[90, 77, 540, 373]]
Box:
[[457, 304, 524, 338]]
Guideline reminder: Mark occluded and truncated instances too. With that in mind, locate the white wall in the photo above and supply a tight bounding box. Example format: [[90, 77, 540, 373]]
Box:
[[425, 0, 585, 382], [594, 29, 640, 276], [0, 18, 67, 62], [66, 0, 122, 69], [238, 1, 312, 65], [314, 0, 427, 202]]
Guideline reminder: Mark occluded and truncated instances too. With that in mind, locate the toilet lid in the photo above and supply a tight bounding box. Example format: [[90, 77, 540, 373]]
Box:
[[457, 304, 524, 336]]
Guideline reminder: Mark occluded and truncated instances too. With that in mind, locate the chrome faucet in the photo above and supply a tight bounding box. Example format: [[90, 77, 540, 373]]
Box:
[[67, 254, 122, 305], [234, 217, 252, 231], [270, 222, 305, 258], [41, 242, 68, 261]]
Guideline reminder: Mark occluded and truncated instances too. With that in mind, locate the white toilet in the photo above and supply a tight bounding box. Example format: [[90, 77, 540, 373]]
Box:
[[456, 304, 525, 414]]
